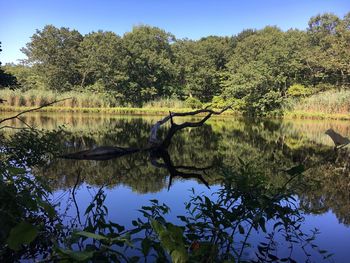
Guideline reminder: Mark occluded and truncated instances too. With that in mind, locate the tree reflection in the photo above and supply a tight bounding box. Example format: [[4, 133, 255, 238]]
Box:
[[54, 162, 332, 262], [3, 113, 350, 261]]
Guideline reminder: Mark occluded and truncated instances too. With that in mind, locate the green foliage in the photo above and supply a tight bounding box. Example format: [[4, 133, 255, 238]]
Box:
[[184, 96, 202, 109], [0, 42, 18, 89], [7, 222, 38, 251], [173, 36, 233, 102], [4, 12, 350, 114], [151, 220, 188, 263], [3, 64, 43, 91], [222, 27, 308, 116], [21, 25, 83, 91], [0, 128, 67, 260], [287, 84, 312, 97], [0, 88, 119, 108], [78, 30, 127, 96], [122, 25, 177, 105]]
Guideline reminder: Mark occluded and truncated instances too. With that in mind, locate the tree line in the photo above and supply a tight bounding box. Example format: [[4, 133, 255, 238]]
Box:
[[1, 12, 349, 115]]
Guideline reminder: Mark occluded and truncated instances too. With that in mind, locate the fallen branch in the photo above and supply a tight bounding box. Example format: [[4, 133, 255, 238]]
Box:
[[62, 146, 140, 160], [61, 106, 232, 189], [148, 106, 232, 146]]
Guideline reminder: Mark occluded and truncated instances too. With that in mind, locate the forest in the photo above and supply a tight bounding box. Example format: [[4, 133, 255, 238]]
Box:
[[0, 12, 349, 116]]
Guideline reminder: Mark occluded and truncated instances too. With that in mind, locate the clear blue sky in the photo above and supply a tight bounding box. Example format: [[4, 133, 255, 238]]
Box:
[[0, 0, 349, 64]]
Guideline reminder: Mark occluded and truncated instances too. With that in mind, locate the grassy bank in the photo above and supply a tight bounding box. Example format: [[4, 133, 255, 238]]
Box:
[[285, 89, 350, 120], [0, 89, 118, 108], [0, 105, 211, 116], [2, 89, 350, 120], [284, 111, 350, 120], [0, 88, 236, 116]]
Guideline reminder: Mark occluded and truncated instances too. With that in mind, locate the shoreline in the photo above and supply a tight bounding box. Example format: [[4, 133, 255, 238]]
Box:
[[1, 106, 350, 120], [0, 105, 236, 117], [284, 111, 350, 121]]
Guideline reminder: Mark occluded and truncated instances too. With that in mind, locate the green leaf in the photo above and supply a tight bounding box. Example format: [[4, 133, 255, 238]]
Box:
[[141, 238, 152, 256], [85, 203, 95, 215], [259, 217, 267, 233], [238, 224, 245, 234], [170, 249, 189, 263], [75, 231, 107, 241], [56, 248, 94, 261], [8, 167, 26, 175], [39, 200, 56, 218], [7, 221, 38, 250], [167, 223, 184, 244], [151, 219, 165, 235]]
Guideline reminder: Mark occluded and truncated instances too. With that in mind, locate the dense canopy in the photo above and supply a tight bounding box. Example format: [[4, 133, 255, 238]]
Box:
[[2, 12, 350, 114]]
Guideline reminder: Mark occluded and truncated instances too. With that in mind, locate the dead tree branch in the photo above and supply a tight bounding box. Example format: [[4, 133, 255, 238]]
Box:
[[148, 106, 232, 147], [61, 106, 232, 189], [62, 146, 140, 160]]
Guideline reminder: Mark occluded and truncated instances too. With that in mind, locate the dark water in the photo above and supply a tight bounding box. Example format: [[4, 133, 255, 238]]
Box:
[[4, 113, 350, 262]]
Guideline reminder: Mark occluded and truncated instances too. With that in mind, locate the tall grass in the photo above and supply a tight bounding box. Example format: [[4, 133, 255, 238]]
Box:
[[292, 89, 350, 114], [0, 89, 118, 108], [143, 98, 187, 109]]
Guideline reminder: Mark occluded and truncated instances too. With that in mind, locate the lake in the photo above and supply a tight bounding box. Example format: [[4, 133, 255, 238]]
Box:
[[2, 112, 350, 262]]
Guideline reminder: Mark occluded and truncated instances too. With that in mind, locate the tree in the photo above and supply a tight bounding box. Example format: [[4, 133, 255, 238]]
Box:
[[304, 13, 350, 88], [0, 42, 18, 88], [222, 27, 307, 115], [3, 64, 43, 91], [121, 25, 177, 105], [173, 36, 233, 102], [78, 31, 127, 96], [21, 25, 83, 91]]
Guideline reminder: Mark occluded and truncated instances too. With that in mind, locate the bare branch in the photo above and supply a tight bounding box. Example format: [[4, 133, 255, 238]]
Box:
[[148, 105, 232, 146], [60, 105, 230, 189], [150, 147, 210, 190]]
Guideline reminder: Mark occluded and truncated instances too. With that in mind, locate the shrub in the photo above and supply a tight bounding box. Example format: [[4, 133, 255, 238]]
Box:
[[210, 96, 227, 108], [185, 97, 202, 109], [287, 84, 312, 97]]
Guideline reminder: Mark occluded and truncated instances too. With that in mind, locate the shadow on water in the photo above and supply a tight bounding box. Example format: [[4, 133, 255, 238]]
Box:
[[1, 112, 350, 261]]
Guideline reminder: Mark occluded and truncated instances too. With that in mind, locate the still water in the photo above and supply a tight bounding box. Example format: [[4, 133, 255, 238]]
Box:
[[4, 112, 350, 262]]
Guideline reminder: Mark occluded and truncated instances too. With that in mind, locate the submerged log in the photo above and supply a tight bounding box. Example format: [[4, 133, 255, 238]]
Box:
[[61, 146, 140, 161]]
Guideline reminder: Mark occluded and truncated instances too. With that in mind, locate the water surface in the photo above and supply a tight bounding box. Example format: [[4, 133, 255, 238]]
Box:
[[3, 112, 350, 262]]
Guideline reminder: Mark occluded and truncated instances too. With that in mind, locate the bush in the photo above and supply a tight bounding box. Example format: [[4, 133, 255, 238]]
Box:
[[210, 96, 227, 108], [287, 84, 312, 97], [185, 97, 202, 109], [243, 91, 283, 116], [314, 83, 335, 92]]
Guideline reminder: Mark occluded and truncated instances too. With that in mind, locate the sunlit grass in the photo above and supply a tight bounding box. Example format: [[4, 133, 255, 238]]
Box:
[[0, 89, 118, 108], [291, 89, 350, 115]]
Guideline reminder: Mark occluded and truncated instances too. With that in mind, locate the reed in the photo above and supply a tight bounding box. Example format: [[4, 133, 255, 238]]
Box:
[[0, 89, 118, 108], [143, 98, 186, 109], [291, 89, 350, 114]]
